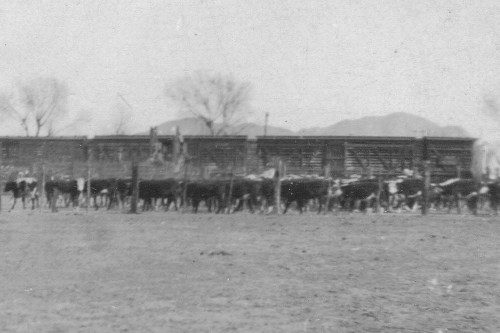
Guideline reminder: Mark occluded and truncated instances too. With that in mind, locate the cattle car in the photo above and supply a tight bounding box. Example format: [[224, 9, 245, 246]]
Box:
[[0, 136, 87, 181], [0, 136, 87, 166], [0, 135, 476, 182]]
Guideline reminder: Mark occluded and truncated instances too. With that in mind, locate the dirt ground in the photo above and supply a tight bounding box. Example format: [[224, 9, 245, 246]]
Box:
[[0, 206, 499, 332]]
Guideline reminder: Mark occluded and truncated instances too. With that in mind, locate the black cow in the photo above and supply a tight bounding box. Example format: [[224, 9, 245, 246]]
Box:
[[257, 178, 276, 214], [184, 180, 225, 213], [45, 179, 84, 211], [83, 179, 115, 210], [139, 179, 180, 211], [338, 179, 379, 212], [4, 178, 39, 211], [383, 178, 424, 212], [223, 178, 262, 213], [281, 178, 331, 214], [108, 178, 132, 210], [435, 178, 480, 214]]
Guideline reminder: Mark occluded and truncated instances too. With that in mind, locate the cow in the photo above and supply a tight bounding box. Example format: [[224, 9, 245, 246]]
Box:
[[139, 179, 180, 211], [280, 178, 331, 214], [4, 178, 39, 211], [83, 178, 115, 210], [183, 180, 225, 213], [337, 178, 379, 213], [257, 178, 276, 214], [383, 178, 424, 212], [45, 178, 84, 211], [434, 178, 481, 214], [223, 178, 263, 213], [108, 178, 132, 210]]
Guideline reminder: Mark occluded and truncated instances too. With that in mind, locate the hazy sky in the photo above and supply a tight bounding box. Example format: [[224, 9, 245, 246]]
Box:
[[2, 0, 500, 138]]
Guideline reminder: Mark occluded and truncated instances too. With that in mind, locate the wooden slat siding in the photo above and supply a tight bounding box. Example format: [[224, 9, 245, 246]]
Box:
[[183, 136, 248, 176], [91, 136, 154, 162], [245, 139, 260, 174], [256, 137, 325, 175], [324, 141, 344, 178], [422, 137, 475, 182], [344, 139, 417, 177], [0, 137, 86, 167], [0, 135, 477, 181]]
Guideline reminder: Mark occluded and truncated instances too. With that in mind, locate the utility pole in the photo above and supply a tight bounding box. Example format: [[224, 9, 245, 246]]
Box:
[[422, 161, 430, 215], [130, 159, 139, 214]]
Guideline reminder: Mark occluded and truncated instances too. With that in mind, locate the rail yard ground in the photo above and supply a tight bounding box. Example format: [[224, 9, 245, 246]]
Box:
[[0, 208, 499, 332]]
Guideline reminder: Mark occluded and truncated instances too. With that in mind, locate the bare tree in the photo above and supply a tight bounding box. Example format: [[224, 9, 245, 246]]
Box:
[[0, 78, 69, 137], [112, 107, 130, 135], [166, 71, 252, 136], [111, 94, 133, 135], [0, 92, 31, 136], [484, 97, 500, 124]]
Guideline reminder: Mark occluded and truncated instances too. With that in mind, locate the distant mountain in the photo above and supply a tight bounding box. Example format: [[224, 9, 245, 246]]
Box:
[[297, 112, 470, 137], [139, 113, 470, 138]]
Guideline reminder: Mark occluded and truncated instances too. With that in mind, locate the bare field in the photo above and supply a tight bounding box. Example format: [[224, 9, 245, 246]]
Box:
[[0, 210, 499, 332]]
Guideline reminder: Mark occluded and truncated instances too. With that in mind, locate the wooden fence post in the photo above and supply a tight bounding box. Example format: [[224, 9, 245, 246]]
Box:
[[181, 156, 190, 214], [275, 159, 282, 215], [130, 160, 139, 214], [376, 174, 382, 213], [51, 188, 59, 213], [0, 149, 2, 213], [40, 163, 45, 212], [86, 149, 92, 214], [227, 172, 234, 214], [226, 157, 236, 214], [422, 161, 430, 215]]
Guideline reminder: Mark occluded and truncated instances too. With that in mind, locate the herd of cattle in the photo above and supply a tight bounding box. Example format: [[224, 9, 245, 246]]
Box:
[[3, 174, 500, 215]]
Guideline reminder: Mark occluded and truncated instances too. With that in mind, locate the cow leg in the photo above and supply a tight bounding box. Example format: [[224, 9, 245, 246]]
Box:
[[297, 199, 305, 214], [448, 196, 453, 212], [93, 195, 99, 210], [283, 200, 292, 214], [467, 195, 478, 215], [248, 197, 255, 214], [317, 198, 323, 214], [72, 194, 79, 213], [455, 195, 461, 214], [107, 194, 114, 210], [216, 199, 225, 214], [51, 190, 59, 212], [192, 199, 200, 213], [206, 198, 212, 213], [121, 194, 127, 210], [173, 197, 179, 211], [9, 197, 17, 212]]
